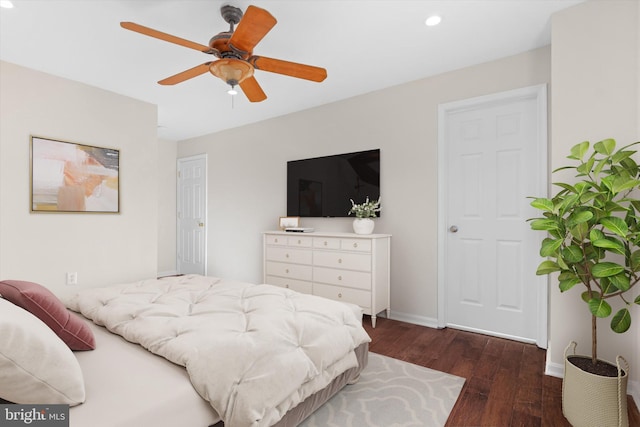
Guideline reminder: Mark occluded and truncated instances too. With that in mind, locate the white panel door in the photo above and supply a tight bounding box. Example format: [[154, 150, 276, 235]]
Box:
[[177, 155, 207, 275], [438, 85, 547, 347]]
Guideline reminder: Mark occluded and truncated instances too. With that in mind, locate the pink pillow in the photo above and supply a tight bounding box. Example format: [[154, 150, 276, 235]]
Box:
[[0, 280, 95, 351]]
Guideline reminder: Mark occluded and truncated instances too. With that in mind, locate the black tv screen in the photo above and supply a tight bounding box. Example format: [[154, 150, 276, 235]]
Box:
[[287, 149, 380, 218]]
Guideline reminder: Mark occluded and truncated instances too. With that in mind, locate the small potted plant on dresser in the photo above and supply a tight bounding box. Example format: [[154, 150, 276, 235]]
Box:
[[348, 197, 381, 235], [528, 138, 640, 427]]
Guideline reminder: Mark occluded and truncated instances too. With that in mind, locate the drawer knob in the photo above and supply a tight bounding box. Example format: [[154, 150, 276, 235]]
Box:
[[285, 269, 290, 274], [285, 284, 289, 288], [286, 253, 290, 258], [275, 238, 279, 243], [338, 258, 342, 264], [298, 239, 302, 244], [338, 275, 342, 281], [338, 293, 342, 298], [353, 243, 358, 248], [324, 241, 328, 246]]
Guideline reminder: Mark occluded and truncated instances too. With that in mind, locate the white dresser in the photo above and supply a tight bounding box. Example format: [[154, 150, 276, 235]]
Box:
[[263, 231, 391, 327]]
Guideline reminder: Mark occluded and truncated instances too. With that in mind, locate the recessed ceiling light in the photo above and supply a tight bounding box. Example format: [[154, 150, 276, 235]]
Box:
[[0, 1, 14, 9], [425, 15, 442, 27]]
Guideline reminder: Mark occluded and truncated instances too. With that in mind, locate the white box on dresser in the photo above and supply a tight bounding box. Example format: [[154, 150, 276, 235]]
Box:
[[263, 231, 391, 327]]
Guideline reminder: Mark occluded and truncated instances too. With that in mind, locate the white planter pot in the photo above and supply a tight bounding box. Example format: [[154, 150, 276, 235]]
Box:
[[562, 341, 629, 427], [352, 218, 375, 235]]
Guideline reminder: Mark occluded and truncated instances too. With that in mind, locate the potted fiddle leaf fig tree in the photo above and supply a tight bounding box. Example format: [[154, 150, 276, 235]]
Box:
[[528, 138, 640, 427]]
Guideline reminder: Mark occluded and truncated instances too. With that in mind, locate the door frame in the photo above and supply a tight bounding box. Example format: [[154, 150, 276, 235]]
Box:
[[436, 84, 548, 348], [177, 154, 208, 276]]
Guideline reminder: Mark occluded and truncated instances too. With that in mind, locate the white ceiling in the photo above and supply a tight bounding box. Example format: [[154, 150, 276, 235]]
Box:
[[0, 0, 584, 141]]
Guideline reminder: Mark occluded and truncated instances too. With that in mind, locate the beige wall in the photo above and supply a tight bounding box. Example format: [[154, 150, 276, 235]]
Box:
[[550, 0, 639, 398], [157, 138, 177, 276], [177, 46, 551, 325], [0, 61, 159, 296]]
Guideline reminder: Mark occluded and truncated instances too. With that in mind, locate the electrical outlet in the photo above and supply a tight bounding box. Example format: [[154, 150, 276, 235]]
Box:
[[66, 272, 78, 286]]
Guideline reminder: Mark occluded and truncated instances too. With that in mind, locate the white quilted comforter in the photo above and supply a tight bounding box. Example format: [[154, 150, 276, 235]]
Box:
[[65, 275, 370, 427]]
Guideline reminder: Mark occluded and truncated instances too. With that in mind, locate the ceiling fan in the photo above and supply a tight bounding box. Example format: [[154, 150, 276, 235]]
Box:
[[120, 4, 327, 102]]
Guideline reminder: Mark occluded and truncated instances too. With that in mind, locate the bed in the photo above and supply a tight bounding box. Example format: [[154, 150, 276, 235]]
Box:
[[0, 275, 370, 427]]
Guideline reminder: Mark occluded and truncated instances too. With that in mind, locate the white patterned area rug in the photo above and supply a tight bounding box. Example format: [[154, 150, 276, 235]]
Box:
[[300, 352, 466, 427]]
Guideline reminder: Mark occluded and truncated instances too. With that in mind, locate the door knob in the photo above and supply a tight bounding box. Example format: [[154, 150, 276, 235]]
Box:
[[449, 225, 459, 233]]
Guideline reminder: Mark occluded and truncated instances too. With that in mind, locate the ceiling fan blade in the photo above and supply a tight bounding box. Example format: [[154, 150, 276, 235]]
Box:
[[120, 22, 215, 54], [249, 56, 327, 82], [239, 76, 267, 102], [228, 6, 277, 54], [158, 62, 213, 85]]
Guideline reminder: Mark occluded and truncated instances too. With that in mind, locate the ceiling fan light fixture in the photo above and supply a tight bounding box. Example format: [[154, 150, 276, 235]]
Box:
[[209, 59, 254, 86], [425, 15, 442, 26], [227, 85, 238, 95], [0, 0, 14, 8]]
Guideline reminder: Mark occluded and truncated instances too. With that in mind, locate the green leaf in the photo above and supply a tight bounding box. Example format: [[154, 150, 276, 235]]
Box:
[[608, 273, 630, 292], [635, 295, 640, 305], [590, 229, 605, 241], [553, 182, 577, 194], [559, 194, 581, 215], [540, 238, 563, 257], [594, 138, 616, 155], [559, 278, 582, 292], [591, 262, 625, 278], [557, 255, 570, 270], [593, 157, 608, 176], [577, 156, 595, 175], [530, 218, 561, 231], [600, 277, 616, 294], [630, 250, 640, 272], [611, 308, 631, 333], [536, 260, 561, 275], [570, 222, 589, 241], [611, 176, 640, 194], [581, 291, 589, 302], [600, 217, 628, 238], [567, 210, 593, 228], [592, 237, 625, 255], [569, 141, 590, 160], [611, 150, 635, 164], [530, 198, 554, 212], [588, 297, 612, 318], [561, 245, 583, 263]]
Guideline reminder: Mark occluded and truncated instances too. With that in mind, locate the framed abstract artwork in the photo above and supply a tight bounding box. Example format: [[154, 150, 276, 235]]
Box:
[[30, 136, 120, 213]]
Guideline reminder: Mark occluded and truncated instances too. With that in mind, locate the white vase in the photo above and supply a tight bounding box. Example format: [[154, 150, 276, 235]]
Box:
[[352, 218, 375, 235]]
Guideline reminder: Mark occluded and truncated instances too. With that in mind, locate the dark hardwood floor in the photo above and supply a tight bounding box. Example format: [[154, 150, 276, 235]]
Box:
[[362, 316, 640, 427]]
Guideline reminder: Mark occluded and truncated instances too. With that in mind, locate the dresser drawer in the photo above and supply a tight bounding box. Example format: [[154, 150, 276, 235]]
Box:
[[313, 251, 371, 271], [313, 266, 371, 290], [265, 261, 312, 281], [341, 238, 372, 252], [313, 283, 371, 309], [265, 234, 287, 246], [266, 247, 312, 264], [265, 275, 312, 294], [287, 236, 313, 247], [313, 237, 340, 250]]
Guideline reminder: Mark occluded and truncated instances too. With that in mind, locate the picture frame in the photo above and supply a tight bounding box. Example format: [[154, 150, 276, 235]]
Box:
[[30, 136, 120, 213], [279, 216, 300, 230]]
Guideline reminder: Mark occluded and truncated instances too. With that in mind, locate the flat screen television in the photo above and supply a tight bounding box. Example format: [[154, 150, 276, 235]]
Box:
[[287, 149, 380, 218]]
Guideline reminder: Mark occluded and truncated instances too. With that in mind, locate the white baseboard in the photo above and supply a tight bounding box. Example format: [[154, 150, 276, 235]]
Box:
[[387, 310, 440, 329], [157, 270, 178, 278]]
